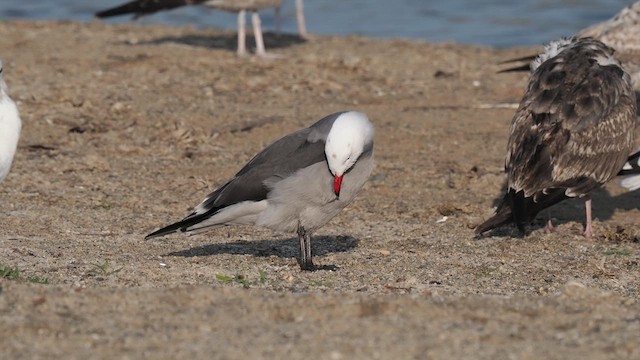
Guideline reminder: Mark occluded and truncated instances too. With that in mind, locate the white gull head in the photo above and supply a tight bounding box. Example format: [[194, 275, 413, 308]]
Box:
[[324, 111, 374, 196]]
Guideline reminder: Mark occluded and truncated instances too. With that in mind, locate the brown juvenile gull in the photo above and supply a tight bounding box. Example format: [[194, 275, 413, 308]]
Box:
[[146, 111, 375, 270], [476, 38, 637, 237], [95, 0, 307, 57], [0, 59, 21, 183]]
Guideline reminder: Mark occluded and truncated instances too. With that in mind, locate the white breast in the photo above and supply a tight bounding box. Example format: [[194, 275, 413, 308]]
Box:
[[0, 95, 21, 182]]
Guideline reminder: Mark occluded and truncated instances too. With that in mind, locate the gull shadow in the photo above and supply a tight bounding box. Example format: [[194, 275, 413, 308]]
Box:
[[166, 235, 358, 260], [138, 32, 306, 53], [479, 178, 640, 237]]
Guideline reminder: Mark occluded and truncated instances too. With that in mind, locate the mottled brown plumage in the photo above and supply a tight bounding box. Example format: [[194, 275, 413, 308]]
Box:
[[477, 38, 637, 236]]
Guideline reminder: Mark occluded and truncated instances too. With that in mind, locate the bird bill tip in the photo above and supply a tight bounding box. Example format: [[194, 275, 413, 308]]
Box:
[[333, 175, 343, 197]]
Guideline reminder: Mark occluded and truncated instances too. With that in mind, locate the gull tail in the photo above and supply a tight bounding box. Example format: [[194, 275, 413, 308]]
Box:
[[474, 195, 514, 235], [95, 0, 189, 19], [618, 150, 640, 191], [145, 212, 211, 239], [475, 188, 568, 235]]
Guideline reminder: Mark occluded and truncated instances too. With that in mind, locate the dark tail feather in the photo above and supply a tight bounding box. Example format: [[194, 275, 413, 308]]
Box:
[[497, 63, 532, 73], [95, 0, 188, 18], [498, 54, 537, 65], [496, 54, 537, 73], [145, 211, 211, 239], [475, 188, 570, 235], [474, 193, 514, 234], [618, 150, 640, 176]]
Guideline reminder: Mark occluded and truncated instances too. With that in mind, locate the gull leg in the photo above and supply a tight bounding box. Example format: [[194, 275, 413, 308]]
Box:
[[252, 11, 266, 56], [251, 11, 281, 59], [295, 0, 308, 38], [544, 209, 554, 233], [237, 9, 247, 57], [583, 195, 593, 237], [297, 226, 315, 271]]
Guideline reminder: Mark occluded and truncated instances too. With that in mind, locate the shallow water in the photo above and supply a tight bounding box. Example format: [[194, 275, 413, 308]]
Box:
[[0, 0, 633, 47]]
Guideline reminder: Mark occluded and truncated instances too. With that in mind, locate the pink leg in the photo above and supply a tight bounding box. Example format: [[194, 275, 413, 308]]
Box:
[[251, 12, 281, 59], [295, 0, 308, 38], [237, 10, 247, 57], [251, 11, 267, 56], [544, 209, 554, 233], [583, 195, 593, 237]]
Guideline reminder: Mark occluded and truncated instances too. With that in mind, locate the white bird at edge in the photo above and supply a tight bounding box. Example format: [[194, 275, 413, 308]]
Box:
[[0, 59, 21, 184], [146, 111, 375, 271]]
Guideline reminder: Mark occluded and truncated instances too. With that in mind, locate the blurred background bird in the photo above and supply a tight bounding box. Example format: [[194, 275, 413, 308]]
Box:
[[95, 0, 308, 57]]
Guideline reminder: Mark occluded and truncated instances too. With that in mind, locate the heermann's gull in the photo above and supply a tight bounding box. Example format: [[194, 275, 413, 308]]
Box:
[[95, 0, 307, 57], [476, 38, 637, 237], [146, 111, 375, 270], [0, 59, 21, 183]]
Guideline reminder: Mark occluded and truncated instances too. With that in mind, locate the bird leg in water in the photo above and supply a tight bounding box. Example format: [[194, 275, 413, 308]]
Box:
[[237, 9, 247, 57], [544, 209, 555, 233], [295, 0, 308, 38], [250, 12, 282, 59], [583, 194, 593, 237], [297, 226, 314, 270], [251, 11, 267, 57]]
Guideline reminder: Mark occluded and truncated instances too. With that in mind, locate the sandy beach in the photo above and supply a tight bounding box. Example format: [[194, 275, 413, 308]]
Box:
[[0, 20, 639, 359]]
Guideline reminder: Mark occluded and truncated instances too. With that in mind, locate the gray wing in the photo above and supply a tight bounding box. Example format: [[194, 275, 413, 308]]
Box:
[[145, 112, 345, 238], [96, 0, 206, 18], [198, 129, 325, 211], [506, 39, 636, 200], [195, 111, 345, 212], [145, 130, 325, 238]]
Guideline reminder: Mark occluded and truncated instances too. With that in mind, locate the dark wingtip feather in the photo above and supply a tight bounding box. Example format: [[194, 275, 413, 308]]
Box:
[[474, 194, 514, 235], [95, 4, 138, 18], [145, 212, 211, 239], [145, 222, 185, 239], [618, 150, 640, 176], [497, 63, 532, 73], [96, 0, 191, 19], [496, 54, 537, 74], [497, 54, 537, 65], [476, 188, 572, 236]]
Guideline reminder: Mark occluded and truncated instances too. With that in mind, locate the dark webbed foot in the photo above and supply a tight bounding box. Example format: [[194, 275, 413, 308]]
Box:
[[298, 259, 316, 271]]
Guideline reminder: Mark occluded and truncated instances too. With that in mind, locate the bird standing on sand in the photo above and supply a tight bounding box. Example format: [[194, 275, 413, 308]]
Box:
[[0, 59, 21, 183], [476, 38, 637, 237], [95, 0, 307, 58], [146, 111, 375, 270]]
